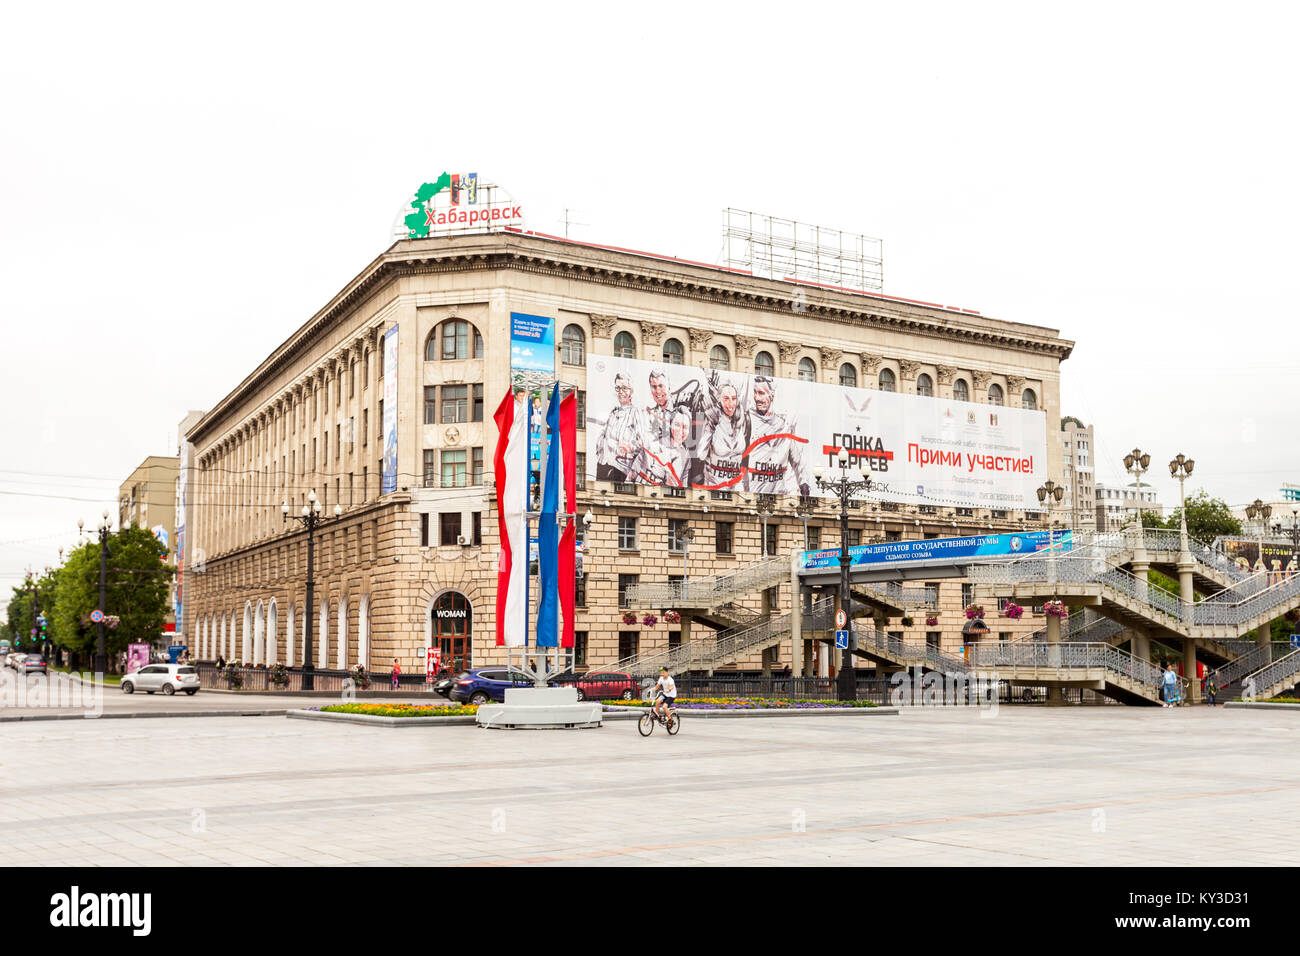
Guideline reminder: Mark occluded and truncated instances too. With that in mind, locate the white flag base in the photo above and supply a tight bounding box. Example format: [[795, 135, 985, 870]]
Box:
[[475, 686, 602, 730]]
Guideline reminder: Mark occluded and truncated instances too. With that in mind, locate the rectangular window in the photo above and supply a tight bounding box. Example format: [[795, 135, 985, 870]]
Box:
[[424, 387, 437, 424], [845, 529, 861, 547], [711, 490, 732, 501], [576, 453, 586, 490], [440, 512, 462, 545], [619, 631, 638, 660], [716, 521, 733, 554], [472, 384, 484, 422], [473, 511, 482, 546], [618, 516, 637, 550], [807, 525, 821, 549], [926, 632, 941, 650], [423, 449, 437, 487], [441, 385, 468, 423], [362, 466, 368, 501], [442, 449, 467, 488], [668, 518, 688, 553], [764, 524, 778, 556], [618, 574, 638, 608], [956, 507, 973, 517], [350, 360, 356, 397], [663, 486, 685, 498], [336, 424, 341, 459], [918, 505, 936, 515], [576, 390, 586, 429], [420, 513, 430, 547], [311, 438, 316, 472], [574, 631, 588, 667], [467, 446, 483, 485], [574, 572, 587, 608], [962, 583, 973, 607]]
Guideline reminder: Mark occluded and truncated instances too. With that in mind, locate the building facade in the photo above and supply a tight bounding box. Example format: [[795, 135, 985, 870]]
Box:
[[1058, 416, 1095, 531], [185, 231, 1074, 674], [119, 455, 181, 639], [1094, 482, 1163, 531]]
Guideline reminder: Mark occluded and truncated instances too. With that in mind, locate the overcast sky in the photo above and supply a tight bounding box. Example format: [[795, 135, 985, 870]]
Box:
[[3, 1, 1298, 609]]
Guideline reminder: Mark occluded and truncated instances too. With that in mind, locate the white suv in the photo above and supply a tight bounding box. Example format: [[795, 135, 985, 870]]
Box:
[[121, 664, 200, 696]]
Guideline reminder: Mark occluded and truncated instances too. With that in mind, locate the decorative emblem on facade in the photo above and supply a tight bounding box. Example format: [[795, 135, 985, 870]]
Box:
[[899, 359, 922, 378], [819, 347, 843, 370], [778, 341, 802, 363], [1007, 375, 1026, 394], [734, 335, 757, 358], [444, 426, 461, 445], [639, 322, 665, 345], [589, 315, 617, 338], [971, 369, 992, 389], [935, 365, 956, 386], [858, 352, 882, 373], [687, 328, 712, 350]]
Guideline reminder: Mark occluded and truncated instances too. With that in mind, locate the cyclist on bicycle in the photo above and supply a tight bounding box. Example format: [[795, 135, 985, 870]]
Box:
[[653, 667, 677, 723]]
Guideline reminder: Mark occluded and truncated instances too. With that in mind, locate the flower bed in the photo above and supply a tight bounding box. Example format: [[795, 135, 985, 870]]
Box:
[[317, 702, 478, 718], [609, 697, 877, 710], [1259, 697, 1300, 704]]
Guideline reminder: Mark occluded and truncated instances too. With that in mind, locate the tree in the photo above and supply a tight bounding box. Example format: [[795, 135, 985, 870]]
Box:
[[1164, 489, 1243, 542], [5, 567, 60, 651], [52, 526, 170, 669]]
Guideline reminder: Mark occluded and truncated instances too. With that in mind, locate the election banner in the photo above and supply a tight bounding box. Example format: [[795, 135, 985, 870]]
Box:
[[585, 354, 1047, 510], [127, 643, 151, 674], [800, 530, 1071, 570], [510, 312, 555, 500]]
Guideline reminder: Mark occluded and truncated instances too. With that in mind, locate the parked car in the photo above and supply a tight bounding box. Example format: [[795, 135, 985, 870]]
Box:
[[0, 639, 10, 657], [17, 655, 46, 676], [121, 664, 200, 696], [448, 667, 534, 705], [431, 672, 457, 698], [551, 670, 638, 701], [7, 653, 27, 671]]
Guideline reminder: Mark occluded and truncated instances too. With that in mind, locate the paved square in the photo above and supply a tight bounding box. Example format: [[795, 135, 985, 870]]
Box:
[[0, 706, 1297, 866]]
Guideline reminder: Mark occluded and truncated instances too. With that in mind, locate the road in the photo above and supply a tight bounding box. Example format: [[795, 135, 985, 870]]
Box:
[[0, 705, 1297, 865]]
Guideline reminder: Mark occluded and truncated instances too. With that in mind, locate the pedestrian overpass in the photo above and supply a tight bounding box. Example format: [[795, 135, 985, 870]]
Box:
[[616, 529, 1300, 705]]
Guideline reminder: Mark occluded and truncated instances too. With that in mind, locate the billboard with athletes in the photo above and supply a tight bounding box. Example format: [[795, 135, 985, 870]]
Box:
[[584, 354, 1047, 510]]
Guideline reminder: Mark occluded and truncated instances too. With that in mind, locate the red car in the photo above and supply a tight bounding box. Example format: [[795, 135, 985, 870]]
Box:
[[558, 671, 639, 701]]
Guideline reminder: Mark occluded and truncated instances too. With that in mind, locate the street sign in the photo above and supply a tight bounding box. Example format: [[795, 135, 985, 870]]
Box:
[[835, 609, 847, 628], [1290, 634, 1300, 650], [90, 609, 104, 624], [835, 629, 849, 649]]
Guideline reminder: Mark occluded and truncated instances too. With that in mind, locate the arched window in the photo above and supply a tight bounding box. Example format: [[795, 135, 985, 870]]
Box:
[[561, 324, 585, 366], [917, 373, 934, 397], [878, 368, 896, 392], [428, 319, 483, 361], [710, 345, 730, 370], [1021, 388, 1038, 411], [662, 338, 684, 365], [754, 350, 775, 377], [988, 383, 1004, 406], [614, 331, 636, 359], [839, 363, 857, 387], [798, 357, 816, 382], [953, 378, 969, 402]]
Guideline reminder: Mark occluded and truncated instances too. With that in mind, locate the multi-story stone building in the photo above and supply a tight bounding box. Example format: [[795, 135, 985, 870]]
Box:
[[1094, 482, 1163, 531], [184, 230, 1074, 675], [119, 455, 180, 640], [1058, 416, 1095, 531]]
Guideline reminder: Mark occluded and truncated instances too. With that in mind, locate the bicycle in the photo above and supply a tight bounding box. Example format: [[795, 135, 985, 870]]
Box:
[[638, 695, 680, 736]]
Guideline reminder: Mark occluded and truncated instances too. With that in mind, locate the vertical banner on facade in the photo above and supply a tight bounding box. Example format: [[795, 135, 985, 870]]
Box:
[[536, 385, 562, 648], [509, 312, 555, 500], [382, 326, 399, 495], [585, 355, 1047, 510]]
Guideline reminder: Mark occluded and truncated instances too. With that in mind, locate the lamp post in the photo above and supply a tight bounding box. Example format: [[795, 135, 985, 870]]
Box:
[[813, 447, 876, 701], [78, 511, 113, 676], [1276, 508, 1300, 570], [1245, 499, 1272, 574], [792, 494, 818, 551], [282, 490, 341, 690], [1168, 455, 1195, 550], [1036, 480, 1066, 591], [681, 525, 695, 586], [754, 494, 776, 558], [1123, 448, 1152, 531]]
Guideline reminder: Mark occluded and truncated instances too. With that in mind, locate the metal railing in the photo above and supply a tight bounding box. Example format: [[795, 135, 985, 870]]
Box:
[[1246, 649, 1300, 697], [855, 581, 939, 609], [968, 641, 1163, 694], [1017, 613, 1126, 645], [606, 596, 835, 678], [195, 663, 441, 693], [1210, 644, 1275, 687], [624, 555, 790, 608]]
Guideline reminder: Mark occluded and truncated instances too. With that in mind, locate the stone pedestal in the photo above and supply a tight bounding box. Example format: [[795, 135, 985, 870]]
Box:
[[475, 686, 602, 730]]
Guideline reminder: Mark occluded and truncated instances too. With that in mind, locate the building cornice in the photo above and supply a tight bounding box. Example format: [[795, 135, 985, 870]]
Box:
[[189, 232, 1073, 444]]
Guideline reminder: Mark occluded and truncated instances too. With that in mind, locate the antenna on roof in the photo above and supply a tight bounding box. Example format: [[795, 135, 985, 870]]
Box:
[[561, 208, 588, 239]]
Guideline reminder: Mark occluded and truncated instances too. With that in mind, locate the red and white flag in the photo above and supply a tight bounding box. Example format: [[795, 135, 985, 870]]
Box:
[[493, 390, 528, 647], [558, 390, 577, 648]]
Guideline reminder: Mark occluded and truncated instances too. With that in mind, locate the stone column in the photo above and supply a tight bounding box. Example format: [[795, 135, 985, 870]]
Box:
[[1046, 611, 1064, 704], [1177, 557, 1195, 625], [1183, 638, 1201, 703], [790, 551, 804, 677]]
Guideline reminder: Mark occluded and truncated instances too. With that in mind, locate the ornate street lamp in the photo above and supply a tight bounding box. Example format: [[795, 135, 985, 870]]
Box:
[[1037, 480, 1066, 590], [813, 447, 876, 701], [1168, 454, 1195, 552], [282, 490, 342, 690], [1245, 498, 1272, 574], [1123, 448, 1152, 530]]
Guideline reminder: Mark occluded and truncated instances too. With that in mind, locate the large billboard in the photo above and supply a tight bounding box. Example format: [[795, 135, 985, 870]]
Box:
[[381, 326, 399, 495], [801, 530, 1070, 570], [585, 355, 1047, 510]]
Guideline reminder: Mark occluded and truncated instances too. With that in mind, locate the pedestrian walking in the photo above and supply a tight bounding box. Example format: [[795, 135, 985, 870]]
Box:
[[391, 657, 401, 690], [1161, 664, 1178, 707]]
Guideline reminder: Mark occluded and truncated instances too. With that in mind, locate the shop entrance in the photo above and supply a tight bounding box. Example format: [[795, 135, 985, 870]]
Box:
[[432, 591, 472, 673]]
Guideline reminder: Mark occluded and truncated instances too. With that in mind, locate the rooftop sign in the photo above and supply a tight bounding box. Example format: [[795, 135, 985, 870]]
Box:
[[395, 172, 524, 240]]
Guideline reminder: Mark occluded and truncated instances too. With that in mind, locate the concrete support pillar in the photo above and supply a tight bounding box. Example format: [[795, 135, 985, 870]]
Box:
[[790, 586, 804, 678], [1178, 558, 1196, 625], [1183, 638, 1200, 703], [680, 614, 694, 674], [1131, 560, 1151, 607], [761, 645, 776, 676], [802, 637, 814, 678], [1046, 612, 1064, 704], [1131, 628, 1150, 664]]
